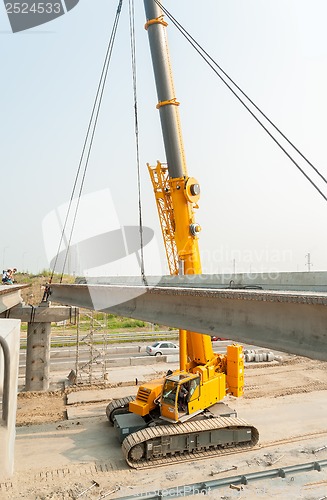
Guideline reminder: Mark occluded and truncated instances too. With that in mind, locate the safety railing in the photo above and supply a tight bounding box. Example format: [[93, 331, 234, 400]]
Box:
[[0, 336, 10, 426]]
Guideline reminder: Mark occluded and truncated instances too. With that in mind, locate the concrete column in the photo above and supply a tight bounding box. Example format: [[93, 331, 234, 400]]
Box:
[[1, 302, 77, 391], [25, 320, 51, 392]]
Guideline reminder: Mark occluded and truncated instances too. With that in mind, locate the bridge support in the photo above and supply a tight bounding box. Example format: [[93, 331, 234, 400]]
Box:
[[25, 314, 52, 392], [1, 302, 77, 391]]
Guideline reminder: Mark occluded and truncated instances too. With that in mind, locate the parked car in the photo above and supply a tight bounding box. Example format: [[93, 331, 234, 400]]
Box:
[[146, 341, 179, 356], [211, 336, 229, 341]]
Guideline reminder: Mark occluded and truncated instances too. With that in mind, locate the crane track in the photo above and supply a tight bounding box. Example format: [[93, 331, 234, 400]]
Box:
[[122, 416, 259, 469], [106, 396, 135, 423]]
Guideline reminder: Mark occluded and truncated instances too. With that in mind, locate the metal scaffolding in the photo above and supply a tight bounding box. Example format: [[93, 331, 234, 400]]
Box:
[[75, 311, 109, 385]]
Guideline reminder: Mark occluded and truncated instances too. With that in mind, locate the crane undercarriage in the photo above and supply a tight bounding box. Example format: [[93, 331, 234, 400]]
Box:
[[106, 397, 259, 469]]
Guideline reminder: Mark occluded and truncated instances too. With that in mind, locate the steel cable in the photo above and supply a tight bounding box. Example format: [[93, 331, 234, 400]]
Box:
[[129, 0, 148, 285], [154, 0, 327, 203], [49, 0, 123, 284]]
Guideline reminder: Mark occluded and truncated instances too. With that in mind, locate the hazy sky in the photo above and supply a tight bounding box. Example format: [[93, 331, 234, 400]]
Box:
[[1, 0, 327, 276]]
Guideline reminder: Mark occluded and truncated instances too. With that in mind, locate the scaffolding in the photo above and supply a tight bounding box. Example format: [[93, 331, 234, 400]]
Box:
[[74, 310, 109, 385]]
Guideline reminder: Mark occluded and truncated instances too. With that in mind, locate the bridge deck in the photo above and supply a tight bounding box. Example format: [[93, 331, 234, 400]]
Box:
[[50, 282, 327, 362], [0, 284, 29, 314]]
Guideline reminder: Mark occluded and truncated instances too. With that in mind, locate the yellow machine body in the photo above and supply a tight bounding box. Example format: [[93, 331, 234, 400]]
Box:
[[129, 378, 164, 417], [168, 176, 202, 275], [226, 344, 244, 397], [130, 345, 244, 423], [158, 346, 243, 424]]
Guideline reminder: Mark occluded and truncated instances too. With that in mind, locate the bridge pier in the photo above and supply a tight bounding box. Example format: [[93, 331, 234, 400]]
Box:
[[1, 302, 77, 391], [25, 311, 52, 391]]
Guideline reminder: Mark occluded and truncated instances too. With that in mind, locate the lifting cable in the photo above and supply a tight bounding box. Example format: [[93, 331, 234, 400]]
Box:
[[49, 0, 123, 285], [129, 0, 148, 285], [154, 0, 327, 203]]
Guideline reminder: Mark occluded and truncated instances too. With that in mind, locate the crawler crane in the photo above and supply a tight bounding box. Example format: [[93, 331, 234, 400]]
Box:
[[106, 0, 259, 468]]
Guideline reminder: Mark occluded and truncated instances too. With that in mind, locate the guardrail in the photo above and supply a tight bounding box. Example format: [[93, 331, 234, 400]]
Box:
[[116, 459, 327, 499], [19, 330, 179, 348]]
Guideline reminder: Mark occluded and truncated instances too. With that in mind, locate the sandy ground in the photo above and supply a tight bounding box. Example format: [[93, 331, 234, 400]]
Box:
[[2, 356, 327, 499]]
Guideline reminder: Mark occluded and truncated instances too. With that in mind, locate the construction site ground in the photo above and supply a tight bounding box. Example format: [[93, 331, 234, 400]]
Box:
[[2, 355, 327, 499]]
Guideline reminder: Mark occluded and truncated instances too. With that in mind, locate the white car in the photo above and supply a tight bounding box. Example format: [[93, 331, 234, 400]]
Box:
[[146, 341, 179, 356]]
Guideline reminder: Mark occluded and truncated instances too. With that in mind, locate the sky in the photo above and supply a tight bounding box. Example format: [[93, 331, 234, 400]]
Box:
[[1, 0, 327, 276]]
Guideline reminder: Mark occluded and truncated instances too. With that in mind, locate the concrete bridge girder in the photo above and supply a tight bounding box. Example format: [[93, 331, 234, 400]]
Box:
[[0, 303, 77, 323], [0, 284, 30, 314], [50, 283, 327, 362]]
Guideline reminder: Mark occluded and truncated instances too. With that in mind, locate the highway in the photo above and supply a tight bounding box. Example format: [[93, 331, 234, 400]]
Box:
[[19, 330, 179, 374], [18, 335, 258, 375], [18, 330, 179, 348]]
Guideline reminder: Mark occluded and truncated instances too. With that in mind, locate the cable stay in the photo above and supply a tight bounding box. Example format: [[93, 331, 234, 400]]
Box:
[[128, 0, 148, 285], [154, 0, 327, 203], [50, 0, 148, 288], [48, 0, 123, 287]]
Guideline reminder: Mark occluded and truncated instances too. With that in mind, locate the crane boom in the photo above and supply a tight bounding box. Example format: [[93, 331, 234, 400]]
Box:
[[144, 0, 187, 178], [144, 0, 202, 277]]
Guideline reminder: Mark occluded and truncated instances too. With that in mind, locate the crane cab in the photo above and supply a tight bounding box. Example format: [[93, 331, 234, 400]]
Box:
[[160, 372, 200, 422]]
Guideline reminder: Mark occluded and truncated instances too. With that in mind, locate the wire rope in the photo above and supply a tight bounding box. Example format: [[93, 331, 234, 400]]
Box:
[[154, 0, 327, 202], [48, 0, 123, 284], [129, 0, 148, 285]]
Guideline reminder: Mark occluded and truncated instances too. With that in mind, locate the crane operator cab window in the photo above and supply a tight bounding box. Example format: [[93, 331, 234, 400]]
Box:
[[177, 378, 200, 414], [178, 383, 189, 412], [162, 380, 178, 406], [161, 374, 200, 419]]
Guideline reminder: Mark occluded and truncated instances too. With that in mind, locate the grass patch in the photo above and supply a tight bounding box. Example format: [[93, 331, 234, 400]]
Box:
[[17, 274, 172, 340]]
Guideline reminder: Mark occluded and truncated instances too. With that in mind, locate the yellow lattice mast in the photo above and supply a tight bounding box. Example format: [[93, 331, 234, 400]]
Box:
[[147, 162, 179, 275]]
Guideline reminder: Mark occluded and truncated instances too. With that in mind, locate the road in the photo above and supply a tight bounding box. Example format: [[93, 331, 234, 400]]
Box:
[[18, 338, 263, 375], [18, 330, 178, 375]]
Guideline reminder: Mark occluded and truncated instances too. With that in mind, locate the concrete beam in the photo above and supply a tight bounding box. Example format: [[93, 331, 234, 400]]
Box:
[[50, 283, 327, 362], [0, 284, 30, 314], [0, 303, 77, 323]]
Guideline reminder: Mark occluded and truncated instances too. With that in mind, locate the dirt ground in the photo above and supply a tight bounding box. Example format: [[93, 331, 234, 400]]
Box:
[[16, 356, 327, 426], [4, 356, 327, 499]]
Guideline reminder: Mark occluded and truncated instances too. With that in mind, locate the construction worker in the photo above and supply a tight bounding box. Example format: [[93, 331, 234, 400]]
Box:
[[2, 268, 17, 285]]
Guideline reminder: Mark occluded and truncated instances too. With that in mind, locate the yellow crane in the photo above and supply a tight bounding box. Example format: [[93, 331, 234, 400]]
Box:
[[106, 0, 259, 468]]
